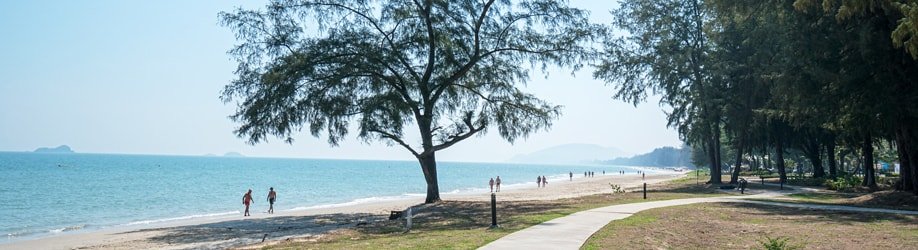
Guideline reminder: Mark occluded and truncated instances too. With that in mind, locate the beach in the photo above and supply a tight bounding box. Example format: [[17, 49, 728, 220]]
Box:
[[1, 171, 683, 249]]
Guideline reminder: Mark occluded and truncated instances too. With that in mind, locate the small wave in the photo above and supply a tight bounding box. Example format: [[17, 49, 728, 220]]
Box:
[[48, 225, 85, 233], [289, 195, 418, 211], [122, 211, 238, 226]]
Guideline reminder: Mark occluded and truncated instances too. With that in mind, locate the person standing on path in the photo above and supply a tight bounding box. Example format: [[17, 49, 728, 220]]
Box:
[[489, 178, 495, 192], [242, 189, 254, 216], [266, 187, 277, 214], [496, 176, 502, 192]]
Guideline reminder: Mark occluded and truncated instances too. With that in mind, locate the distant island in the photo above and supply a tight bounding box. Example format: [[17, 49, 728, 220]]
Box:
[[601, 146, 692, 168], [223, 152, 244, 157], [33, 145, 75, 153]]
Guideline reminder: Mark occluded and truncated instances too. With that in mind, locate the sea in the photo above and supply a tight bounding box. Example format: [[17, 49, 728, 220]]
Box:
[[0, 152, 638, 242]]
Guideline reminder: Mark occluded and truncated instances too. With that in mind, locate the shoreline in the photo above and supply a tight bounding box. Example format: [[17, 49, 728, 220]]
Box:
[[2, 171, 685, 249]]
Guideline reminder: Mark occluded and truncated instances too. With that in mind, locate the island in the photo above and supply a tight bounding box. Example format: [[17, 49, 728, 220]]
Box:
[[223, 152, 244, 157], [33, 145, 75, 153]]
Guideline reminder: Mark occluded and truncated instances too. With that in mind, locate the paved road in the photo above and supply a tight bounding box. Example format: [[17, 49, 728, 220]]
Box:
[[479, 190, 916, 250]]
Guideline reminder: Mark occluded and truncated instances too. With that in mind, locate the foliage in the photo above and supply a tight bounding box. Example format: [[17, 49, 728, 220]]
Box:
[[220, 0, 602, 203], [599, 0, 726, 184], [757, 236, 801, 250], [608, 183, 625, 194], [824, 175, 862, 191]]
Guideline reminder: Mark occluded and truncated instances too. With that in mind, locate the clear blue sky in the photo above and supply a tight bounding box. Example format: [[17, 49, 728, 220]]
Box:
[[0, 0, 681, 162]]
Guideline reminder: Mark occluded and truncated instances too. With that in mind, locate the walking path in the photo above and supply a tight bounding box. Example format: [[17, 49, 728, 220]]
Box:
[[479, 189, 917, 250]]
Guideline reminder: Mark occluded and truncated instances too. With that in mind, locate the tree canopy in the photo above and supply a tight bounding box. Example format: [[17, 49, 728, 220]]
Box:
[[600, 0, 918, 194], [220, 0, 601, 203]]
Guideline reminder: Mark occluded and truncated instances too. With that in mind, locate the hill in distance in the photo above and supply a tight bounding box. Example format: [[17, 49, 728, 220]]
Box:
[[510, 143, 630, 164], [33, 145, 75, 153], [602, 146, 692, 168]]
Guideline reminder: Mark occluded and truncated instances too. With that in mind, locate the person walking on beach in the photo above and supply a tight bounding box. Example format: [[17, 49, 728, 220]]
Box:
[[489, 178, 495, 192], [495, 176, 502, 192], [569, 172, 573, 181], [242, 189, 254, 216], [537, 176, 542, 188], [267, 187, 277, 214], [542, 175, 547, 187]]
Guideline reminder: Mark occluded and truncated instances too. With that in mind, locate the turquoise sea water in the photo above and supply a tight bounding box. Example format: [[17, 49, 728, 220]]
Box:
[[0, 152, 632, 242]]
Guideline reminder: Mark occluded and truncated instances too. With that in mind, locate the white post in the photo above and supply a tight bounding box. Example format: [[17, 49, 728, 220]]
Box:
[[405, 207, 412, 232]]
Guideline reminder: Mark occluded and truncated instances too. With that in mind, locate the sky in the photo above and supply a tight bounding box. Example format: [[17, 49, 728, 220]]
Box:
[[0, 0, 682, 162]]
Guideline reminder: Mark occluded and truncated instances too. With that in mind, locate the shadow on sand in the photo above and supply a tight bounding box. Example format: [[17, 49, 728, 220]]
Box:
[[120, 212, 390, 249]]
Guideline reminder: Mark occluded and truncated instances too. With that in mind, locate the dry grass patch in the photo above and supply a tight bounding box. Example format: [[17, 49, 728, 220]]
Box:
[[582, 202, 918, 250]]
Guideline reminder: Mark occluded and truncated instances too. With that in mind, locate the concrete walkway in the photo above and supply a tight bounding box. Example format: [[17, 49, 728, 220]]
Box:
[[479, 192, 917, 250]]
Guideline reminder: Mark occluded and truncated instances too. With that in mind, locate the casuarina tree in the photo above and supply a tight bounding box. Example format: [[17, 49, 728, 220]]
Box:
[[219, 0, 600, 203]]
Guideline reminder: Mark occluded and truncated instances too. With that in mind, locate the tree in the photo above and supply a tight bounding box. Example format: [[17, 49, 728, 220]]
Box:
[[219, 0, 600, 203], [598, 0, 725, 184]]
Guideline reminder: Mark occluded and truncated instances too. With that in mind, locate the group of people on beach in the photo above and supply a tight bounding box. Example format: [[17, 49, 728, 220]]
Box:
[[242, 187, 277, 217], [489, 176, 502, 192], [535, 175, 548, 188]]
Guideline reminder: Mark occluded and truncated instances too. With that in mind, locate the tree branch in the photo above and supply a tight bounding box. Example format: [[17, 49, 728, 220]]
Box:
[[369, 129, 420, 157], [431, 47, 567, 101], [426, 121, 485, 155], [293, 1, 423, 83]]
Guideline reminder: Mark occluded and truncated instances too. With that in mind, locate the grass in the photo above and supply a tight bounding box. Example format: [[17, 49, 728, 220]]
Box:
[[261, 172, 730, 249], [787, 192, 859, 201], [756, 190, 918, 211], [581, 202, 918, 250]]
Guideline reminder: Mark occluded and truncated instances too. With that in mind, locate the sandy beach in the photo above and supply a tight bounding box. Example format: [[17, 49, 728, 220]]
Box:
[[1, 171, 684, 250]]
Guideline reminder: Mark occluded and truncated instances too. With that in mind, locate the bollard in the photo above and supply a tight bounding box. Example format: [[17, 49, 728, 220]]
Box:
[[761, 176, 764, 185], [643, 183, 647, 199], [490, 193, 498, 228], [780, 181, 783, 190]]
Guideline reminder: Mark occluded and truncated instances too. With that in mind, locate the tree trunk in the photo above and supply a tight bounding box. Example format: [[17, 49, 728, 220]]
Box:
[[418, 153, 441, 203], [707, 135, 722, 184], [730, 137, 745, 184], [802, 137, 825, 178], [776, 138, 787, 183], [418, 114, 441, 203], [862, 133, 877, 189], [897, 123, 918, 195], [827, 140, 838, 179], [895, 127, 912, 191], [714, 127, 723, 182]]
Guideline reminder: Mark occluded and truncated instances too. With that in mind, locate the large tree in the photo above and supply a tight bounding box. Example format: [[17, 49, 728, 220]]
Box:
[[219, 0, 599, 203], [597, 0, 725, 183]]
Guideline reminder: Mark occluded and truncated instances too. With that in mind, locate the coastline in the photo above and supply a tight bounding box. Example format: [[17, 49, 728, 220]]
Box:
[[1, 171, 685, 249]]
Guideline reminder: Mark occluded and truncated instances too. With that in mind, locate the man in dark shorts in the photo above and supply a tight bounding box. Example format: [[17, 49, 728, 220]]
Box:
[[496, 176, 502, 192], [243, 189, 254, 216], [267, 187, 277, 214]]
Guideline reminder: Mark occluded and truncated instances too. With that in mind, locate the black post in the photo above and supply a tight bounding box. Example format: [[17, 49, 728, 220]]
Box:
[[490, 193, 498, 228], [760, 176, 764, 185], [643, 183, 647, 199], [780, 181, 783, 190]]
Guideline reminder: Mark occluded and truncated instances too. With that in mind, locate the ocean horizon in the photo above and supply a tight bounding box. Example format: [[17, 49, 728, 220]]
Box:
[[0, 152, 641, 242]]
